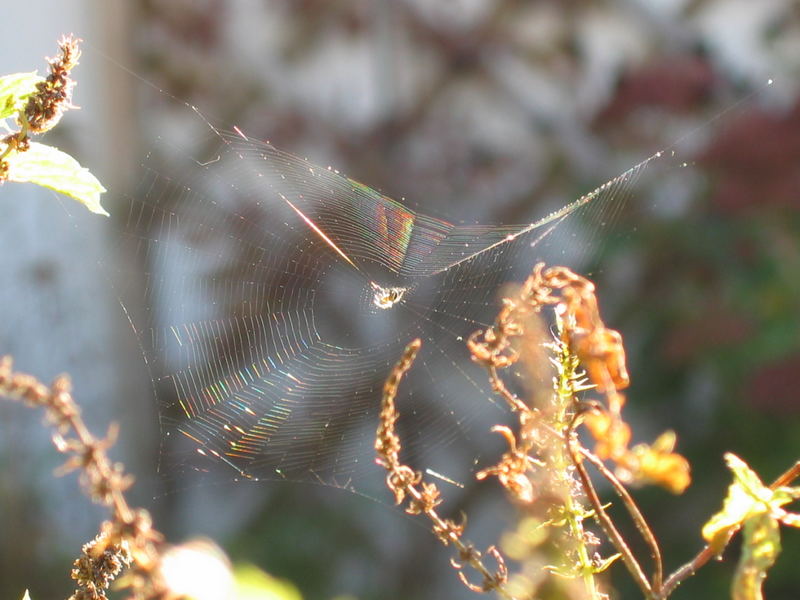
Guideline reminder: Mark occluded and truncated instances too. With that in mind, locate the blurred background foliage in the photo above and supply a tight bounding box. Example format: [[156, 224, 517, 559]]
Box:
[[1, 1, 799, 599]]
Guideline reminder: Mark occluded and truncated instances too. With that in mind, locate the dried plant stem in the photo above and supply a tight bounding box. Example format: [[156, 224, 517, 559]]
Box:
[[376, 340, 514, 598], [578, 446, 663, 588], [0, 356, 169, 599], [656, 544, 717, 599], [487, 365, 529, 413], [400, 471, 512, 597]]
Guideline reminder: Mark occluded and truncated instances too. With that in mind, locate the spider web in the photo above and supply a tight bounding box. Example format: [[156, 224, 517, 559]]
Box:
[[116, 111, 668, 492]]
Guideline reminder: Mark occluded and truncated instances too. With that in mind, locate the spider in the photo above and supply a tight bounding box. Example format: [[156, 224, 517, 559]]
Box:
[[371, 282, 407, 309]]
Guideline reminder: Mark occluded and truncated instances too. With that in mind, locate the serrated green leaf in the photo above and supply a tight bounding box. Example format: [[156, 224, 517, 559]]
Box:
[[702, 454, 770, 553], [702, 453, 800, 559], [726, 453, 769, 500], [0, 72, 44, 120], [233, 564, 303, 600], [4, 142, 108, 216], [733, 513, 781, 600], [702, 477, 757, 552]]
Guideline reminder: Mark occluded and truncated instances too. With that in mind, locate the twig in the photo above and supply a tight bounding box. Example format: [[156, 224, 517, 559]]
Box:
[[770, 461, 800, 489], [486, 364, 529, 413], [578, 444, 663, 592], [566, 415, 653, 599], [376, 339, 515, 599], [656, 544, 717, 599]]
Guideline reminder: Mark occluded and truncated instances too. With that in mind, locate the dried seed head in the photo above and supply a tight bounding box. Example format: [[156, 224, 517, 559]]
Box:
[[23, 35, 81, 134]]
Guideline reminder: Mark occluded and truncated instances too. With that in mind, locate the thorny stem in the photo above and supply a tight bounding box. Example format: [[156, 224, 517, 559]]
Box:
[[567, 415, 654, 599], [564, 484, 600, 600], [470, 263, 666, 598], [657, 459, 800, 599], [541, 409, 664, 597], [552, 339, 601, 599]]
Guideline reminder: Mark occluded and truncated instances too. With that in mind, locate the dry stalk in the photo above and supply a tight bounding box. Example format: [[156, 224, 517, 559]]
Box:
[[465, 263, 696, 598], [376, 339, 514, 598], [466, 261, 800, 599], [467, 264, 613, 598], [0, 356, 173, 600]]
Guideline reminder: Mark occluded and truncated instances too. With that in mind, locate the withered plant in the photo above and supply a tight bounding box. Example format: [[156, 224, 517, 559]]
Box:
[[1, 36, 185, 600], [376, 263, 800, 599], [0, 358, 173, 600]]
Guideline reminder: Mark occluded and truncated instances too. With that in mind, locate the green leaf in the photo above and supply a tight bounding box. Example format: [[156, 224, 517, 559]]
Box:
[[4, 142, 108, 216], [702, 454, 771, 552], [702, 451, 800, 585], [0, 72, 44, 120], [732, 513, 780, 600], [233, 564, 303, 600], [725, 453, 769, 500], [702, 456, 800, 597]]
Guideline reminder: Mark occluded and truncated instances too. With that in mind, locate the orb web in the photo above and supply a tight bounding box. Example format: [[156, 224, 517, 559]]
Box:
[[117, 118, 662, 490]]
